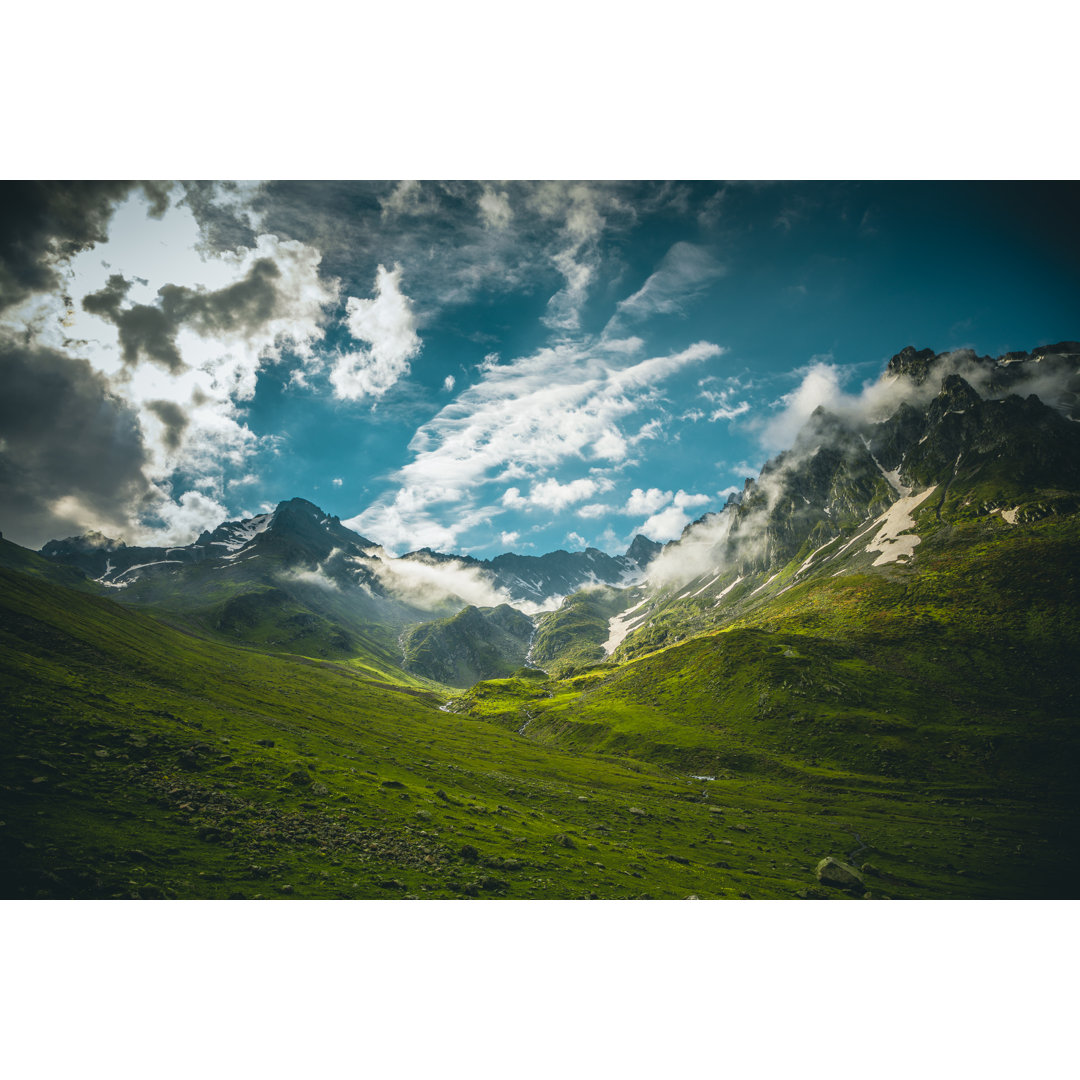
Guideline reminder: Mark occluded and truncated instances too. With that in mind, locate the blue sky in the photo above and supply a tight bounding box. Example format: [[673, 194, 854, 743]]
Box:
[[2, 180, 1076, 553]]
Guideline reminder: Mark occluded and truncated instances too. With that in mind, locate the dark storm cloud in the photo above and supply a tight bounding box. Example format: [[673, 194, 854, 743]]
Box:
[[145, 399, 190, 451], [0, 182, 171, 312], [0, 335, 154, 547], [177, 181, 260, 252], [81, 258, 283, 373]]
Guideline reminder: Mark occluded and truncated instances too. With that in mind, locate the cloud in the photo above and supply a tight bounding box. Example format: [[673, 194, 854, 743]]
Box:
[[576, 503, 612, 519], [646, 509, 737, 588], [609, 242, 725, 328], [631, 489, 714, 542], [757, 362, 845, 451], [2, 186, 339, 548], [625, 487, 671, 516], [636, 505, 690, 542], [499, 530, 519, 546], [527, 476, 612, 511], [366, 549, 512, 611], [0, 182, 158, 313], [332, 477, 343, 486], [330, 264, 421, 401], [566, 531, 588, 549], [145, 399, 190, 452], [710, 400, 751, 422], [478, 185, 513, 230], [346, 339, 723, 550], [0, 337, 155, 546], [147, 490, 231, 546], [538, 183, 630, 332], [443, 374, 456, 392]]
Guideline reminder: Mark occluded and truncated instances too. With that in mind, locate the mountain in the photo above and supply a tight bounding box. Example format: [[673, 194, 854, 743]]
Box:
[[398, 536, 660, 606], [6, 340, 1080, 899], [401, 604, 536, 686], [599, 343, 1080, 660]]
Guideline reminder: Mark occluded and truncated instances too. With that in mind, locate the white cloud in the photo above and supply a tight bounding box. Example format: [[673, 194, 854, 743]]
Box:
[[443, 374, 456, 392], [674, 490, 712, 510], [576, 503, 613, 519], [528, 476, 611, 511], [499, 530, 520, 546], [566, 531, 588, 549], [710, 401, 751, 422], [330, 264, 421, 401], [625, 487, 672, 516], [347, 339, 724, 551], [593, 427, 628, 460], [537, 183, 628, 333], [626, 488, 713, 543], [333, 477, 343, 486], [366, 549, 552, 613], [478, 185, 513, 230], [21, 187, 338, 544], [607, 242, 725, 330], [139, 489, 231, 546]]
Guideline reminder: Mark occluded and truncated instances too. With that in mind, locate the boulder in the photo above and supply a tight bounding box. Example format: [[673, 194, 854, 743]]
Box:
[[816, 856, 865, 892]]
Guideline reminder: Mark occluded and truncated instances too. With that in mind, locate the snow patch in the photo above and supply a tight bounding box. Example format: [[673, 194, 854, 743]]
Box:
[[713, 575, 744, 606], [861, 435, 911, 496], [863, 486, 938, 566], [749, 571, 781, 597], [689, 572, 725, 598], [603, 597, 651, 656]]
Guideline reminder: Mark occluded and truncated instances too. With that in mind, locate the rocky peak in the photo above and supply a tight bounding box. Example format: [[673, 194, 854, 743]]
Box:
[[886, 346, 938, 384], [625, 534, 662, 568]]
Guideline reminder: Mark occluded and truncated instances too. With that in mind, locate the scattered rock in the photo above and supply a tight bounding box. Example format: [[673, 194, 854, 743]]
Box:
[[627, 807, 647, 817], [460, 844, 480, 863], [816, 856, 865, 892], [480, 877, 508, 892], [553, 833, 576, 849], [285, 769, 309, 786], [666, 854, 690, 865], [381, 780, 405, 789], [860, 862, 881, 877], [256, 739, 275, 748]]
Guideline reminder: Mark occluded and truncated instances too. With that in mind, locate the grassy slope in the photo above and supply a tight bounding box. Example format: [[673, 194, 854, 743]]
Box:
[[452, 512, 1080, 897], [4, 510, 1077, 899], [0, 566, 904, 900], [530, 587, 633, 677]]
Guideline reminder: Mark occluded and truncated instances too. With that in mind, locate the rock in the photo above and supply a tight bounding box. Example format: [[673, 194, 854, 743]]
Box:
[[666, 854, 690, 865], [860, 862, 881, 877], [480, 877, 508, 892], [553, 833, 576, 849], [285, 769, 309, 785], [381, 780, 405, 789], [256, 739, 275, 748], [816, 856, 865, 892], [627, 807, 647, 817], [459, 844, 480, 863]]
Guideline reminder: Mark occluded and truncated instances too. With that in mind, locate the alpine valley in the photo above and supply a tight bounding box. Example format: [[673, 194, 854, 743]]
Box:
[[3, 342, 1079, 900]]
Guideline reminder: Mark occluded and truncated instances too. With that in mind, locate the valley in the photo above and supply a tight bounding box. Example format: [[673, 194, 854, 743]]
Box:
[[3, 343, 1079, 899]]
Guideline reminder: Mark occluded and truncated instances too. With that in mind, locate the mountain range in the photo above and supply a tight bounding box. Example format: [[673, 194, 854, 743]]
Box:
[[3, 341, 1079, 900]]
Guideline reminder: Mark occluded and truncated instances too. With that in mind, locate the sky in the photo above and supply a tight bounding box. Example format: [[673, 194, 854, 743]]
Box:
[[1, 180, 1077, 556]]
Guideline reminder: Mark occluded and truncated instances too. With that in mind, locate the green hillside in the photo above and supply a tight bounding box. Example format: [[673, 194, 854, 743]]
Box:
[[7, 556, 1074, 898]]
